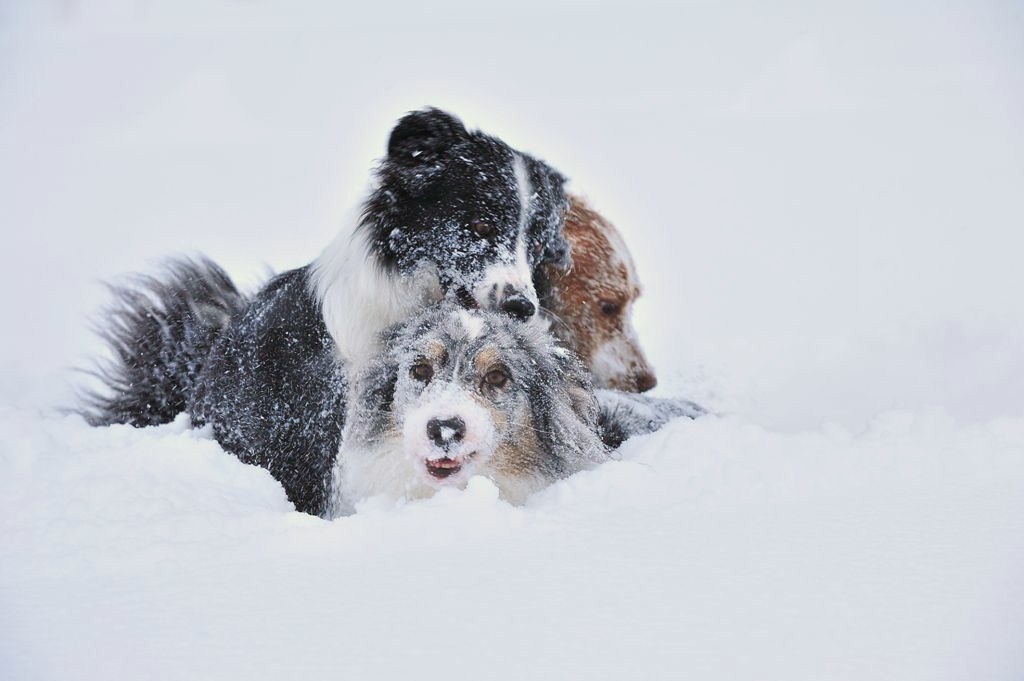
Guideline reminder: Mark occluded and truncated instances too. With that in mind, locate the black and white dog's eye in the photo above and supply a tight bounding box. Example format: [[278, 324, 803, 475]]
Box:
[[483, 369, 509, 389], [599, 300, 621, 316], [532, 241, 544, 257], [470, 219, 496, 238], [411, 363, 434, 382]]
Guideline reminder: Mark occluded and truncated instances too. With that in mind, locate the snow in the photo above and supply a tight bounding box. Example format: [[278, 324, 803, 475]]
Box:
[[3, 407, 1023, 679], [2, 1, 1024, 680]]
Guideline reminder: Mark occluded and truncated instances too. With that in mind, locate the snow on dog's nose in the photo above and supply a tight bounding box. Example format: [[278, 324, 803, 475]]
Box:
[[426, 416, 465, 451]]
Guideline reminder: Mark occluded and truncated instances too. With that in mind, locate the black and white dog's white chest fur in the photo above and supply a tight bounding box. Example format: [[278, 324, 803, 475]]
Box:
[[312, 108, 570, 368]]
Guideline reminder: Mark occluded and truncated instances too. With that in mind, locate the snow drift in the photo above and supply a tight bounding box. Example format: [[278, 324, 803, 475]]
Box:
[[2, 408, 1023, 680]]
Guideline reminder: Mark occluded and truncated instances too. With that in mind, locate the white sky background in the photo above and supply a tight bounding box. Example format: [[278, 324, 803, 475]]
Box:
[[1, 0, 1022, 430]]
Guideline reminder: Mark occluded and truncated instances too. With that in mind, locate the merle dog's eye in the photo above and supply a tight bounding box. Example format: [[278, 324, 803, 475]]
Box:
[[599, 300, 621, 316], [470, 219, 496, 239], [411, 362, 434, 382], [532, 241, 544, 257], [483, 368, 509, 389]]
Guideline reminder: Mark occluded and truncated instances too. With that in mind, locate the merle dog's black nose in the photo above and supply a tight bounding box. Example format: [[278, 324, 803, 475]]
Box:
[[426, 417, 466, 450], [501, 295, 536, 320]]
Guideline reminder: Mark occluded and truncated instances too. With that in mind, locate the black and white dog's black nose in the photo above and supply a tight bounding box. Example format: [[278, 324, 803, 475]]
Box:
[[426, 417, 466, 450], [501, 295, 536, 320]]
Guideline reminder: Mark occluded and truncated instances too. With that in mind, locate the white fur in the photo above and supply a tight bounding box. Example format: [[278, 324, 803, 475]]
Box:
[[310, 223, 441, 367]]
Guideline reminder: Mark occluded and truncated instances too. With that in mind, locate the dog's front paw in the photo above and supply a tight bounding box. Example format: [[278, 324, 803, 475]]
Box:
[[595, 389, 706, 449]]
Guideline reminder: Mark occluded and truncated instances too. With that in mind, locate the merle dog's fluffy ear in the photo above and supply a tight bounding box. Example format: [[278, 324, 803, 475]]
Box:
[[529, 343, 607, 472], [387, 108, 468, 163], [347, 351, 399, 441]]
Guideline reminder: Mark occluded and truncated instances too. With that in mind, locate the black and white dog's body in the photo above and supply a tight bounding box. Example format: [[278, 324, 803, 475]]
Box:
[[85, 108, 700, 516], [189, 266, 346, 512]]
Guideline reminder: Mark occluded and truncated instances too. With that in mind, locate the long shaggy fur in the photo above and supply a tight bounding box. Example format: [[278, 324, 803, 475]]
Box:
[[83, 257, 245, 427]]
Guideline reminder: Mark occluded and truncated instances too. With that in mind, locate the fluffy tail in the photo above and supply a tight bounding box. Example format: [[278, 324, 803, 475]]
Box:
[[82, 256, 246, 427]]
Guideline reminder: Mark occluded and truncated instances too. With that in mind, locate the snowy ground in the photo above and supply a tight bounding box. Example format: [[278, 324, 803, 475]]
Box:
[[2, 1, 1024, 679]]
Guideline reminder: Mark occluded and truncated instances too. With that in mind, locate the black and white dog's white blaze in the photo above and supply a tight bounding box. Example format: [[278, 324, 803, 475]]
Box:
[[312, 107, 571, 367], [330, 303, 607, 516]]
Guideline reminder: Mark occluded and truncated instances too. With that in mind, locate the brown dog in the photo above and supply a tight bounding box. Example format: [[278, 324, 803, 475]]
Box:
[[542, 195, 657, 393]]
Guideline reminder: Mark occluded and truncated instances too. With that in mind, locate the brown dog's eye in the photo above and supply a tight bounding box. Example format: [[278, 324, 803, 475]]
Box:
[[599, 300, 621, 316], [411, 363, 434, 382], [471, 219, 496, 238], [483, 368, 509, 389]]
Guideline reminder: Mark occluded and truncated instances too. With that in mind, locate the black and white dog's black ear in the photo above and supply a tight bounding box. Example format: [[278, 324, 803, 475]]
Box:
[[540, 232, 572, 270], [387, 108, 468, 163]]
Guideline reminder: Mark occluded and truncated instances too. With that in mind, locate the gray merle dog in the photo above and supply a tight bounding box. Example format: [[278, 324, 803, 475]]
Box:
[[330, 303, 608, 515]]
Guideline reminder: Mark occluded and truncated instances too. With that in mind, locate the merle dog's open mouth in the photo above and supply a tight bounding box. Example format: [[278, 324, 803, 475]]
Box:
[[424, 456, 464, 480]]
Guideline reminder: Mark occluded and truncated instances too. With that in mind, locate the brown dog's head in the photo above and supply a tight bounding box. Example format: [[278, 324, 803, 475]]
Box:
[[541, 195, 657, 393]]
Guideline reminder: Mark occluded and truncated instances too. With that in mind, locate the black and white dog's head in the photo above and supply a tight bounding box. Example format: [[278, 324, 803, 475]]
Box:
[[367, 108, 572, 305], [311, 108, 571, 366], [329, 303, 606, 516]]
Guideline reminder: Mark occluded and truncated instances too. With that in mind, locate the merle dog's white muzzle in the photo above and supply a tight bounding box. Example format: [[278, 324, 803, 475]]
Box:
[[402, 386, 497, 485]]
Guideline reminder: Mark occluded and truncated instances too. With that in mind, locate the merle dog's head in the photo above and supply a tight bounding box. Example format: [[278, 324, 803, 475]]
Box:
[[361, 108, 571, 320], [330, 303, 607, 514]]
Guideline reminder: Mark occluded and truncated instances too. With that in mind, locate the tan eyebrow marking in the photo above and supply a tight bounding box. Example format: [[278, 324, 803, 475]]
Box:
[[474, 346, 502, 374], [422, 339, 447, 364]]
